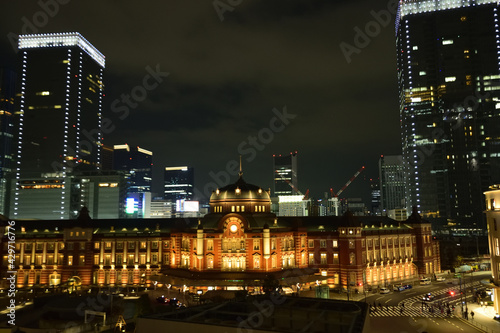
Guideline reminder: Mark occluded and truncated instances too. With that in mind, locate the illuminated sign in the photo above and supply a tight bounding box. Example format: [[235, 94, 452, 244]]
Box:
[[126, 198, 138, 214], [176, 200, 199, 212]]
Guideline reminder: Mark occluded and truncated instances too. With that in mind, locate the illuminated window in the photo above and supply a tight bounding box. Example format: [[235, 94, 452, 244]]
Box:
[[333, 253, 339, 264], [140, 242, 147, 249], [320, 240, 326, 248], [320, 253, 327, 264], [94, 255, 99, 265], [309, 253, 314, 265], [94, 242, 100, 249], [349, 253, 356, 265], [308, 239, 314, 248], [253, 239, 260, 250], [254, 256, 260, 269], [349, 240, 355, 249], [207, 239, 213, 251], [68, 255, 73, 266], [79, 255, 85, 266]]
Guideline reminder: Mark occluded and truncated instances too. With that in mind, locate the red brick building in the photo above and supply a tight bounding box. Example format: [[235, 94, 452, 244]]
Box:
[[0, 176, 441, 292]]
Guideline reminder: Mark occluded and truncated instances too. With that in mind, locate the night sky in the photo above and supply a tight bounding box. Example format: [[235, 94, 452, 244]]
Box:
[[0, 0, 401, 203]]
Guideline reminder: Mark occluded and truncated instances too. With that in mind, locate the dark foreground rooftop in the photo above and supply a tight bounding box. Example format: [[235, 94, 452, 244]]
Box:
[[137, 295, 370, 333]]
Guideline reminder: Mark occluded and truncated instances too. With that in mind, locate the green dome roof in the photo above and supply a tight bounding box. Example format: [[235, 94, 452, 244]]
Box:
[[210, 176, 270, 202]]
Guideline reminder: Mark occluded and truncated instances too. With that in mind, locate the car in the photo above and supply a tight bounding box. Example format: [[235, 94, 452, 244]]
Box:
[[423, 293, 434, 301], [420, 278, 431, 285], [380, 288, 390, 294], [485, 288, 493, 295], [447, 290, 456, 296], [436, 277, 446, 282], [393, 284, 412, 292]]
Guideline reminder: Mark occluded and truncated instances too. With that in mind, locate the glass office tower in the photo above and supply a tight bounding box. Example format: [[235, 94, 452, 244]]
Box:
[[379, 155, 405, 212], [13, 33, 105, 219], [397, 1, 500, 227], [273, 151, 298, 196], [164, 166, 194, 201], [113, 144, 153, 193]]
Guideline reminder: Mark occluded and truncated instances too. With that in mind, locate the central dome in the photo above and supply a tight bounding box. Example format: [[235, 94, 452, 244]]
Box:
[[209, 176, 271, 214]]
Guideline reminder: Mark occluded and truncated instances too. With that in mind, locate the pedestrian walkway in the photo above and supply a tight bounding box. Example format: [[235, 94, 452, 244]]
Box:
[[453, 302, 500, 333], [369, 305, 455, 318]]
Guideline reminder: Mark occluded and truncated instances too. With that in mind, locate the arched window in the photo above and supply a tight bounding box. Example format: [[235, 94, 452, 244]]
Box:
[[349, 252, 356, 265]]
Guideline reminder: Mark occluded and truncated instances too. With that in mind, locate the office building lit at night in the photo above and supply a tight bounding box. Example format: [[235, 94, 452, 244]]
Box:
[[273, 151, 298, 196], [12, 33, 105, 219], [113, 144, 153, 193], [164, 166, 194, 201], [397, 1, 500, 227]]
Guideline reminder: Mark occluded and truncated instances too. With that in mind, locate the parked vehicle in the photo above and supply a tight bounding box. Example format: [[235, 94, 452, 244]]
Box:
[[420, 278, 431, 285], [393, 284, 412, 291], [436, 276, 446, 282], [380, 287, 390, 294]]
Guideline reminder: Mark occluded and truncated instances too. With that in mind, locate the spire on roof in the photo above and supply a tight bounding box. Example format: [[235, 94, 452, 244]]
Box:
[[239, 155, 243, 178]]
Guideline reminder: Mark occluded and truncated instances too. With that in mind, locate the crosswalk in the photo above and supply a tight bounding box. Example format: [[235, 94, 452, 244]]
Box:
[[369, 305, 455, 318], [369, 280, 482, 318]]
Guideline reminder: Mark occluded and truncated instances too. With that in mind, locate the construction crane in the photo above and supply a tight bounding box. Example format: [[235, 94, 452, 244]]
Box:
[[329, 166, 365, 216]]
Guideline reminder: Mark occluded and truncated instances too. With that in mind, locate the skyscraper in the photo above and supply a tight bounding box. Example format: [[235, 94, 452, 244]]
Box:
[[379, 155, 405, 212], [396, 1, 500, 227], [13, 32, 104, 219], [113, 144, 153, 193], [164, 166, 194, 201], [272, 151, 298, 196], [0, 68, 16, 215]]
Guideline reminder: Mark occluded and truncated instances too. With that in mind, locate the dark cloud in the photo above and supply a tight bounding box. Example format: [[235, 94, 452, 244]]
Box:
[[0, 0, 401, 203]]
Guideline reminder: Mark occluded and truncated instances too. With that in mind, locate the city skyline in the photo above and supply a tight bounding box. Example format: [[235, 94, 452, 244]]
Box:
[[0, 0, 401, 204]]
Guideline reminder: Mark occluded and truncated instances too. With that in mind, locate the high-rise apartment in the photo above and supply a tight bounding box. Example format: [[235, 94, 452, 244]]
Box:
[[397, 1, 500, 227], [379, 155, 405, 212], [164, 166, 194, 201], [272, 151, 298, 196], [12, 33, 104, 219]]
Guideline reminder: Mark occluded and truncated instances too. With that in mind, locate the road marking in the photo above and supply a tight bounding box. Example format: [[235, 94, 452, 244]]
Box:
[[384, 299, 391, 303], [375, 296, 384, 301], [407, 292, 416, 295]]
